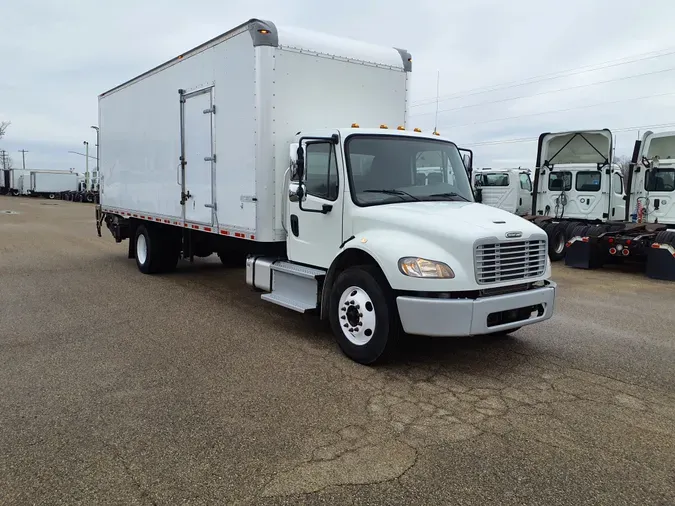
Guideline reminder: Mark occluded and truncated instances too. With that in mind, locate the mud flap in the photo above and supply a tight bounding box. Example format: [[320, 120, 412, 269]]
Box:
[[95, 205, 103, 237], [564, 240, 604, 269], [646, 249, 675, 281]]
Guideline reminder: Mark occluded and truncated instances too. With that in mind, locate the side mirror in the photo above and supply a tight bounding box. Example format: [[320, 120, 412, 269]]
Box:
[[462, 153, 472, 170], [296, 145, 305, 181]]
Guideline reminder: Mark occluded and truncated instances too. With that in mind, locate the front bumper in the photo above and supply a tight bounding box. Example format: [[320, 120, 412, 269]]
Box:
[[396, 281, 556, 337]]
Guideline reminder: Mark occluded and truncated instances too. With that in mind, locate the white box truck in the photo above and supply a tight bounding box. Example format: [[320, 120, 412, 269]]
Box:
[[95, 19, 556, 364], [6, 169, 68, 196], [29, 171, 80, 199]]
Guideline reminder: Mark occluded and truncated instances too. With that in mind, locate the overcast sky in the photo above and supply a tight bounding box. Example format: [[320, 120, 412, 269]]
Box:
[[2, 0, 675, 172]]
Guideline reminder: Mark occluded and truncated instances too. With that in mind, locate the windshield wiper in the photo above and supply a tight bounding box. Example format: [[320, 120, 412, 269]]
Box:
[[363, 189, 420, 201], [427, 192, 471, 202]]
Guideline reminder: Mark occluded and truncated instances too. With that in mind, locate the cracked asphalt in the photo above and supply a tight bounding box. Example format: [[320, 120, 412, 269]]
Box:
[[1, 196, 674, 505]]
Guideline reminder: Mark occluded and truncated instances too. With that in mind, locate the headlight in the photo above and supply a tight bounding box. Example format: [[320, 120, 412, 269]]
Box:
[[398, 257, 455, 278]]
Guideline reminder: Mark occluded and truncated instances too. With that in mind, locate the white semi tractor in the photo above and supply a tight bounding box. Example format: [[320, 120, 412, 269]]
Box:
[[565, 130, 675, 280], [528, 129, 627, 260], [95, 19, 556, 364], [472, 167, 533, 217]]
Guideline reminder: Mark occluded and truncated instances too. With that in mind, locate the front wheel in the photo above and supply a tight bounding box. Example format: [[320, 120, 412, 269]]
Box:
[[329, 266, 399, 365]]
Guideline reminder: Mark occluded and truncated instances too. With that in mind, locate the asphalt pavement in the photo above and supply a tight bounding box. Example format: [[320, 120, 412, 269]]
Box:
[[1, 196, 674, 505]]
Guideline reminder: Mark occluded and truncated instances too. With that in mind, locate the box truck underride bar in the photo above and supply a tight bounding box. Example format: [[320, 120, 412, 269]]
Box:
[[95, 19, 556, 364]]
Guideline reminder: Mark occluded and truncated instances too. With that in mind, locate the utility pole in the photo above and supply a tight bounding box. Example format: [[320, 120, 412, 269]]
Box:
[[0, 150, 9, 170], [83, 141, 90, 192], [19, 149, 28, 169]]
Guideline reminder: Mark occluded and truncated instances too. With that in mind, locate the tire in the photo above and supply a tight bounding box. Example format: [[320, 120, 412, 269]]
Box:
[[655, 231, 675, 245], [134, 224, 178, 274], [48, 193, 56, 200], [546, 223, 566, 261], [587, 225, 607, 238], [329, 266, 399, 365], [11, 189, 19, 196], [217, 251, 247, 267], [564, 221, 582, 238], [571, 225, 590, 238], [86, 193, 94, 203]]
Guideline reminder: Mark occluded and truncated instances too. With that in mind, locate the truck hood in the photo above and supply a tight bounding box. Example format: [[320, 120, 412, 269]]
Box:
[[352, 201, 543, 242]]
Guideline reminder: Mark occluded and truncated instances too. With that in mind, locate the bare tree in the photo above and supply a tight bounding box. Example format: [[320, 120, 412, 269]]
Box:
[[0, 121, 9, 140], [614, 154, 632, 178]]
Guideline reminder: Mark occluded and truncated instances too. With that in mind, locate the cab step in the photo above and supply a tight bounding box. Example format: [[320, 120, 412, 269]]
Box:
[[246, 257, 326, 313]]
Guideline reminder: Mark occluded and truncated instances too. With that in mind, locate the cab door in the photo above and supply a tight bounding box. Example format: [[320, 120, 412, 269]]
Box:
[[287, 135, 344, 268]]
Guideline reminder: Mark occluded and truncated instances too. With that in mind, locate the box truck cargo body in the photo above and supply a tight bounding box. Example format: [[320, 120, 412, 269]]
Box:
[[29, 171, 80, 197], [99, 20, 409, 239], [97, 19, 556, 364]]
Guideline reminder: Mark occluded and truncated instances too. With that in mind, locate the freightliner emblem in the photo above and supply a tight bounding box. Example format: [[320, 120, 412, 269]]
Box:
[[505, 231, 523, 238]]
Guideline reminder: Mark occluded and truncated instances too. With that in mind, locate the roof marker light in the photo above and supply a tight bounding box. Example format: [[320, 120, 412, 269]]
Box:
[[351, 123, 360, 128], [380, 124, 388, 129], [397, 126, 405, 130], [414, 128, 422, 132]]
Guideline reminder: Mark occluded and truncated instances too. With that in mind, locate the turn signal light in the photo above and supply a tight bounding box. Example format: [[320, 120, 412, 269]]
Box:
[[622, 249, 630, 256], [609, 247, 617, 255]]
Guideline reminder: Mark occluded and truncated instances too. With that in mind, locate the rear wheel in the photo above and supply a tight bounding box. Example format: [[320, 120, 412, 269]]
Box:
[[329, 266, 399, 365], [655, 231, 675, 246], [217, 250, 247, 267], [546, 223, 566, 261], [48, 193, 56, 200], [134, 224, 179, 274], [564, 221, 582, 238]]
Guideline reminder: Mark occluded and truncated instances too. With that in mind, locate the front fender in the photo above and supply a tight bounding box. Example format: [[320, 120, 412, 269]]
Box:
[[344, 229, 474, 291]]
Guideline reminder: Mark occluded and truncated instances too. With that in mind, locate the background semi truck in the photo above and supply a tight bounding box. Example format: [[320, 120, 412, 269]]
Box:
[[472, 167, 533, 217], [95, 18, 556, 364], [565, 130, 675, 280], [527, 129, 626, 260]]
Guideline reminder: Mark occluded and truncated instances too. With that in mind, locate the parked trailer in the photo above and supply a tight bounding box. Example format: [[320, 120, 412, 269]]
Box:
[[526, 129, 626, 261], [565, 130, 675, 280], [29, 171, 80, 199], [95, 18, 556, 364]]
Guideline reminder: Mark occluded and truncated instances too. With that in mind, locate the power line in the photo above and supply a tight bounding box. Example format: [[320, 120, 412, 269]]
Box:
[[410, 66, 675, 118], [411, 46, 675, 108], [459, 122, 675, 148], [438, 90, 675, 131]]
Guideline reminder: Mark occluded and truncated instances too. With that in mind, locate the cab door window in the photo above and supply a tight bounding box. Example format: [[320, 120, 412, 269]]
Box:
[[303, 142, 339, 201]]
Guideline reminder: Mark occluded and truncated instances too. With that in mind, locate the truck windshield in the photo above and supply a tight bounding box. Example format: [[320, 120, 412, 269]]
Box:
[[344, 135, 474, 206]]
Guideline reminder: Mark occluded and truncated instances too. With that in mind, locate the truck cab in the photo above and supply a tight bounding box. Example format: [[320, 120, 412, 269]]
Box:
[[627, 130, 675, 225], [473, 167, 533, 216], [249, 126, 556, 363], [533, 129, 625, 222]]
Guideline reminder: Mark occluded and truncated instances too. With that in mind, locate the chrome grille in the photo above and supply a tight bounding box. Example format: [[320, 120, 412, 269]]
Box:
[[475, 240, 547, 284]]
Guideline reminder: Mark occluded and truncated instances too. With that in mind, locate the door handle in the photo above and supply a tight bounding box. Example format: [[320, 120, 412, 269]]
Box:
[[204, 203, 217, 210]]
